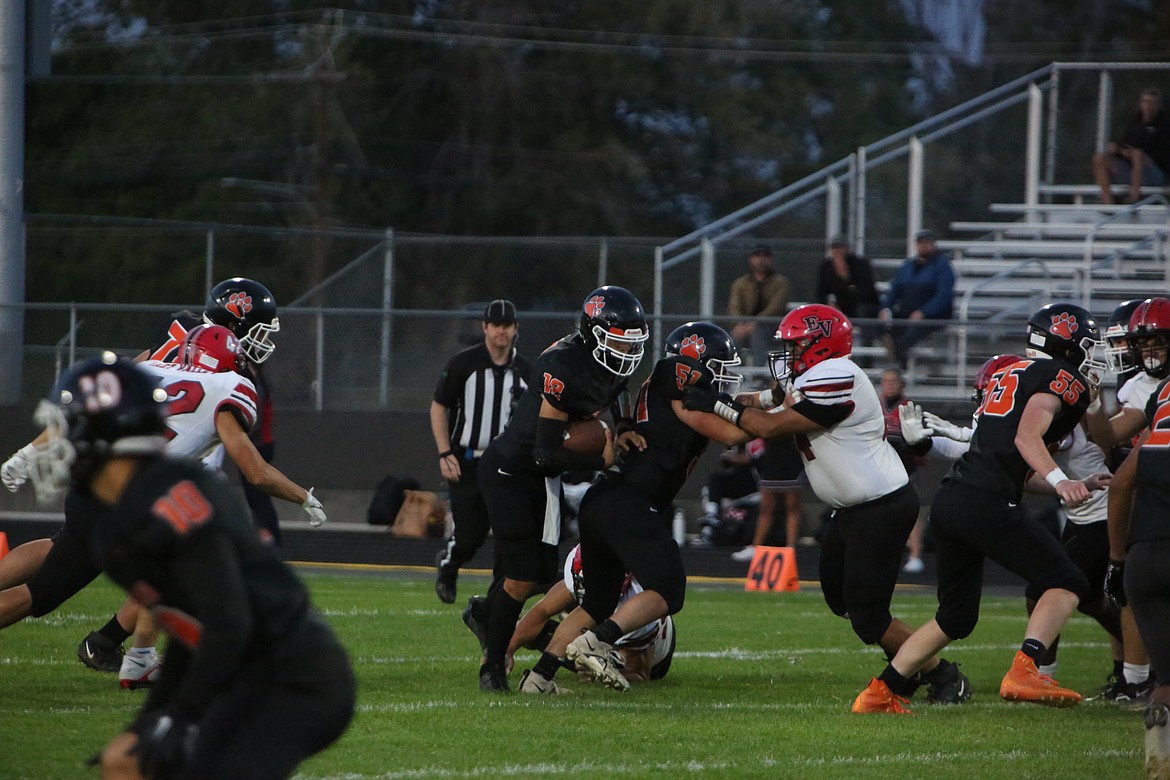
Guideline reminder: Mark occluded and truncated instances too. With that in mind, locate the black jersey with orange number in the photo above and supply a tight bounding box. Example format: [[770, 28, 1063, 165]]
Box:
[[489, 333, 628, 474], [147, 314, 202, 362], [1132, 377, 1170, 545], [620, 355, 711, 511], [948, 358, 1090, 501], [87, 457, 312, 714]]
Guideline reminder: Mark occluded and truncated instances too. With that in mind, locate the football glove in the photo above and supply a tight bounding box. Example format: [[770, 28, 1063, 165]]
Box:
[[1, 444, 37, 493], [922, 411, 972, 443], [1104, 560, 1127, 609], [303, 487, 327, 527], [132, 712, 198, 780], [683, 387, 743, 425], [897, 402, 931, 445]]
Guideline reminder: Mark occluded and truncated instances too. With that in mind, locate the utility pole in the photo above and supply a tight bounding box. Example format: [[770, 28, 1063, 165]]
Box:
[[0, 1, 27, 404]]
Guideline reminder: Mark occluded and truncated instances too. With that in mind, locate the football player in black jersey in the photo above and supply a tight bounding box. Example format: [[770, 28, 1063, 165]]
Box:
[[854, 302, 1111, 714], [469, 286, 648, 691], [1104, 360, 1170, 776], [516, 321, 750, 694], [26, 353, 354, 780]]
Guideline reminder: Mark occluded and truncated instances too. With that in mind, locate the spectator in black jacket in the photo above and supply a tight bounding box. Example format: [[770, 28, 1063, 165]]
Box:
[[1094, 86, 1170, 204], [816, 235, 879, 320]]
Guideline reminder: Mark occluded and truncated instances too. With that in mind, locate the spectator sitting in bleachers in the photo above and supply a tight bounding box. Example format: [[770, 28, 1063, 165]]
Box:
[[1093, 86, 1170, 205], [879, 229, 955, 369]]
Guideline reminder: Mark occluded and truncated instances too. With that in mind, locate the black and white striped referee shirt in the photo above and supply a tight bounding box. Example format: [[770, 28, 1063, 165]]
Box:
[[433, 343, 532, 458]]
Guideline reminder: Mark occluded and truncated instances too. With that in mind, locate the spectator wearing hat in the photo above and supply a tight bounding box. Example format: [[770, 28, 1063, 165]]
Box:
[[728, 246, 791, 366], [431, 299, 533, 604], [879, 230, 955, 368]]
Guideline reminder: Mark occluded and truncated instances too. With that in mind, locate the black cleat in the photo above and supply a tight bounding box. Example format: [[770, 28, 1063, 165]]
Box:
[[924, 658, 972, 704], [435, 567, 457, 605], [479, 663, 509, 692], [462, 596, 489, 655], [77, 631, 124, 673]]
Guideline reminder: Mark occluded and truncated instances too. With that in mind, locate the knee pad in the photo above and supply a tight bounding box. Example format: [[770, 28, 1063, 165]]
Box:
[[848, 609, 893, 646], [658, 579, 686, 616], [936, 608, 978, 641]]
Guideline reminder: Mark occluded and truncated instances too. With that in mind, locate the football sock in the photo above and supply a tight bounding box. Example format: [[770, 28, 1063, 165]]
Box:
[[1038, 661, 1059, 677], [525, 619, 558, 652], [534, 652, 561, 680], [98, 615, 132, 645], [128, 646, 156, 658], [485, 592, 524, 669], [1113, 659, 1125, 679], [878, 664, 910, 695], [1020, 638, 1047, 664], [594, 619, 624, 646], [1124, 662, 1151, 685]]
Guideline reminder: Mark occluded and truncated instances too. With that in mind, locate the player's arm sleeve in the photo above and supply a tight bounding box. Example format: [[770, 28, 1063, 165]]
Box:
[[789, 371, 856, 427], [929, 435, 970, 460], [138, 641, 193, 717], [532, 415, 605, 475], [218, 377, 259, 433], [163, 529, 255, 719]]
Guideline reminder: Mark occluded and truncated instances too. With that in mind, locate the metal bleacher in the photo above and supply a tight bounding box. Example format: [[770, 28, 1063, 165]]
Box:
[[653, 62, 1170, 404], [864, 194, 1170, 401]]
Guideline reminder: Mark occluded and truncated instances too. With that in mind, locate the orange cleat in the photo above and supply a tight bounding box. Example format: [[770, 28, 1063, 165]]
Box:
[[999, 651, 1082, 707], [853, 677, 914, 714]]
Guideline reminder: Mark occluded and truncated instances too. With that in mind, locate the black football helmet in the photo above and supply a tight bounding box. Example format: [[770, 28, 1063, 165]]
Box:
[[1104, 298, 1145, 374], [665, 321, 742, 395], [28, 353, 168, 503], [578, 286, 648, 377], [203, 277, 280, 364], [1127, 297, 1170, 379], [1025, 302, 1106, 385]]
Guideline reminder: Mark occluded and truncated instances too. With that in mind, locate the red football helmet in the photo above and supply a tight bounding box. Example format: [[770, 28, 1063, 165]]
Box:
[[768, 304, 853, 385], [178, 324, 243, 373], [1127, 297, 1170, 379], [972, 354, 1023, 403]]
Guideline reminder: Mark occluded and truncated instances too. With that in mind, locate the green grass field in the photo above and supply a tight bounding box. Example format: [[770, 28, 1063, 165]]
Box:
[[0, 566, 1145, 779]]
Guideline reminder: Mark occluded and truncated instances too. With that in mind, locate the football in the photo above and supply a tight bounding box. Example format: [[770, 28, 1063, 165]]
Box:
[[562, 418, 609, 456]]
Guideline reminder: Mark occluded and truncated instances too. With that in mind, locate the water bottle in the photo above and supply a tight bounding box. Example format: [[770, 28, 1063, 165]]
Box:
[[672, 507, 686, 546]]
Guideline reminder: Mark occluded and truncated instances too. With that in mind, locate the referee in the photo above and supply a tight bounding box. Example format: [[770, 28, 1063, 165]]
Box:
[[431, 299, 532, 604]]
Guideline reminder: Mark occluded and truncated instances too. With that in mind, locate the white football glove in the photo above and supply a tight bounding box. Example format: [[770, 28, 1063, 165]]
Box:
[[922, 411, 973, 443], [1, 444, 38, 493], [897, 402, 931, 445], [302, 488, 326, 527]]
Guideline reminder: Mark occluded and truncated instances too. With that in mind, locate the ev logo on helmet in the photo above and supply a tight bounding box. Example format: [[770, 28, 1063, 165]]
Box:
[[584, 295, 606, 318], [225, 292, 253, 320], [680, 334, 706, 360], [802, 315, 833, 339], [1050, 312, 1079, 339]]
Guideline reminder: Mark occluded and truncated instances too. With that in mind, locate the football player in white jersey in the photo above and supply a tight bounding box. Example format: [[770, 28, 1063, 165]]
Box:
[[684, 303, 969, 704], [506, 544, 676, 686], [1085, 296, 1170, 448], [0, 325, 325, 687]]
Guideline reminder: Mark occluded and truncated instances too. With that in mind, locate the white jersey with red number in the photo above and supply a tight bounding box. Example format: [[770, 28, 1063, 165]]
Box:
[[1118, 371, 1160, 412], [140, 360, 258, 460], [791, 357, 908, 507]]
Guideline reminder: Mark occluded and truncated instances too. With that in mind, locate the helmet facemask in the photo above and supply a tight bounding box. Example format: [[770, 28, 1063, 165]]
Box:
[[28, 401, 78, 505], [590, 324, 647, 377], [1131, 333, 1170, 379], [709, 354, 743, 396]]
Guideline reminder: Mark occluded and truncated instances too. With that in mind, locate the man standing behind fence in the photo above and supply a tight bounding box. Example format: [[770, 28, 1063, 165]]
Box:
[[431, 300, 532, 604]]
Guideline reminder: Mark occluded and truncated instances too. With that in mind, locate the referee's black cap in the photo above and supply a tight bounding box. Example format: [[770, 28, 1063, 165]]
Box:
[[484, 299, 517, 324]]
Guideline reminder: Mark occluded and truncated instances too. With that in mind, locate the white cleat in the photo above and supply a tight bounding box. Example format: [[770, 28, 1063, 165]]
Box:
[[118, 652, 161, 690], [518, 669, 571, 695], [566, 630, 630, 692]]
